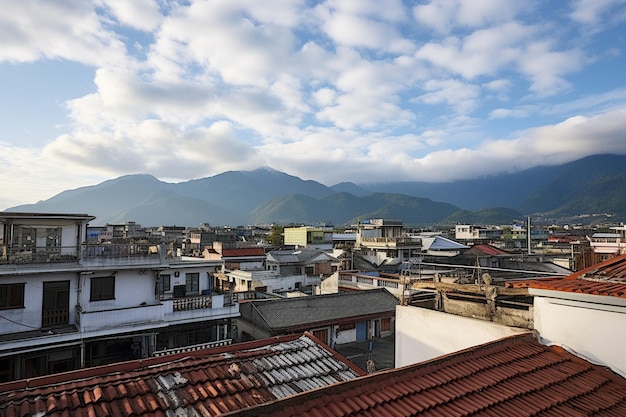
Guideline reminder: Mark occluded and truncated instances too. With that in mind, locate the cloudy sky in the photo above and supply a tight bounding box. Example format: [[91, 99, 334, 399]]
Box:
[[2, 0, 626, 210]]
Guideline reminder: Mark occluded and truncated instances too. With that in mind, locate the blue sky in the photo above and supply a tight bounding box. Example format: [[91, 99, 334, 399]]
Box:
[[2, 0, 626, 210]]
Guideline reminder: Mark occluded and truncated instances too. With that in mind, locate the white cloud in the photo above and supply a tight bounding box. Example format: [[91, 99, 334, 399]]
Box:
[[0, 1, 128, 66], [97, 0, 163, 31], [570, 0, 626, 24], [413, 0, 522, 34], [417, 79, 480, 114]]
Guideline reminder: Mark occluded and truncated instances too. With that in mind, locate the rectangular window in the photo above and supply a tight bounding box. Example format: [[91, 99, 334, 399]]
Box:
[[0, 284, 25, 309], [160, 274, 171, 293], [186, 273, 199, 294], [90, 276, 115, 301]]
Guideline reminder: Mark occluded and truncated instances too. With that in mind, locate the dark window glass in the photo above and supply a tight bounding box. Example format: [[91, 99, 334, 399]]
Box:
[[90, 276, 115, 301], [0, 284, 25, 309]]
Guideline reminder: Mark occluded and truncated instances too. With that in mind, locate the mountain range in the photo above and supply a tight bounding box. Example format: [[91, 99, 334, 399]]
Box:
[[6, 154, 626, 227]]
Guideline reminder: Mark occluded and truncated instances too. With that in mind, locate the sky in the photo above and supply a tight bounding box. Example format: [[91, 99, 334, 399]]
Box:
[[2, 0, 626, 210]]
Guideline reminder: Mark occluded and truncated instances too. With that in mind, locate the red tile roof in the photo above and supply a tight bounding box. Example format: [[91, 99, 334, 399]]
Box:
[[228, 334, 626, 417], [506, 254, 626, 298], [0, 333, 364, 417], [464, 244, 510, 256]]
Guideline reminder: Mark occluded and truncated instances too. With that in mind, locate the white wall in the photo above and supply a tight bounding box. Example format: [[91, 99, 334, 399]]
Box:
[[1, 272, 78, 333], [80, 270, 156, 312], [395, 305, 530, 368], [533, 294, 626, 377]]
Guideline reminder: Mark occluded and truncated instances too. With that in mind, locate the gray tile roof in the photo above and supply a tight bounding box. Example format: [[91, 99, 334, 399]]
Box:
[[243, 289, 399, 331]]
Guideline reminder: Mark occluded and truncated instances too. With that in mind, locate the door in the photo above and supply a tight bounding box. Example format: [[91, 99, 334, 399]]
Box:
[[356, 321, 368, 341], [374, 319, 381, 338], [42, 281, 70, 327]]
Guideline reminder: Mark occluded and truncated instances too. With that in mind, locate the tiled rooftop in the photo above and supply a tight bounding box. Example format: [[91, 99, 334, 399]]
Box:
[[464, 244, 510, 256], [0, 333, 364, 417], [507, 254, 626, 298], [229, 334, 626, 417]]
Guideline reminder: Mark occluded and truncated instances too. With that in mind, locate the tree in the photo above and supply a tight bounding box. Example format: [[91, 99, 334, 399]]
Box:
[[267, 225, 284, 245]]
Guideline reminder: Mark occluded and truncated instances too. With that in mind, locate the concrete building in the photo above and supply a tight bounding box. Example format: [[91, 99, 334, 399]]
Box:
[[283, 226, 333, 250], [354, 218, 422, 268], [0, 212, 239, 382]]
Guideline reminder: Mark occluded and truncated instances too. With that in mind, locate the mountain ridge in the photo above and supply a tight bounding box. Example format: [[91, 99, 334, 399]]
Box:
[[6, 154, 626, 227]]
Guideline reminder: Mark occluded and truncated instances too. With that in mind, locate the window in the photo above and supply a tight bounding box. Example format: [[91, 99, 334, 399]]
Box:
[[186, 273, 199, 294], [90, 276, 115, 301], [0, 284, 25, 309], [160, 274, 171, 293]]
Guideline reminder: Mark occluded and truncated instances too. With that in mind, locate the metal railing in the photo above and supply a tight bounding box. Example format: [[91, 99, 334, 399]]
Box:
[[0, 243, 168, 267]]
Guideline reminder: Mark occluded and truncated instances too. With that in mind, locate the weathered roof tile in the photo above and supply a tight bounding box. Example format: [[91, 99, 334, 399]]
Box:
[[0, 333, 364, 417], [226, 334, 626, 417], [507, 254, 626, 298]]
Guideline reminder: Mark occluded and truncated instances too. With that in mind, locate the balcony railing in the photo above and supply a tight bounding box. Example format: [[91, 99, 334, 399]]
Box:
[[42, 308, 69, 327], [173, 295, 212, 311], [0, 243, 168, 268], [81, 243, 166, 267], [0, 245, 79, 266]]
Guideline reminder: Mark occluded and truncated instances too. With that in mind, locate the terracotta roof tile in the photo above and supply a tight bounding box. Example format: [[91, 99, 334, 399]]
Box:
[[227, 334, 626, 417], [506, 254, 626, 298], [0, 333, 363, 417]]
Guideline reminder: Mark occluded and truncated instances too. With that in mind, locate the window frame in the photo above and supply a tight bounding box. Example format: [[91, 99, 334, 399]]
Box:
[[185, 272, 199, 294], [0, 283, 25, 309], [90, 276, 115, 301], [160, 274, 171, 293]]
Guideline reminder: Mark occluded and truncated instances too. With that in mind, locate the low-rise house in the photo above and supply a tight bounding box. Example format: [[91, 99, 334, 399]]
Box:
[[266, 248, 339, 277], [203, 241, 266, 270], [237, 288, 398, 347], [0, 333, 364, 417], [0, 212, 239, 382]]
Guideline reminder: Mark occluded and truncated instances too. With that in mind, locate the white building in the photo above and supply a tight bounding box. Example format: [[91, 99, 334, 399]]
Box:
[[455, 224, 503, 242], [588, 225, 626, 260], [0, 212, 239, 382], [354, 219, 422, 267]]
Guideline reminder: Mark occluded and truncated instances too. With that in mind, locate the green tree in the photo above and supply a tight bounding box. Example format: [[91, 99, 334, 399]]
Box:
[[267, 225, 284, 245]]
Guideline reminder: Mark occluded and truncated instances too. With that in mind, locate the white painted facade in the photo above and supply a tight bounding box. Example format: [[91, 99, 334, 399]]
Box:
[[227, 268, 321, 293], [531, 288, 626, 378], [395, 305, 530, 368], [0, 213, 240, 382]]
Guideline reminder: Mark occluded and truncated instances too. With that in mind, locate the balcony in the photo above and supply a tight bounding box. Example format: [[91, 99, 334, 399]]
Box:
[[81, 243, 167, 267], [339, 272, 408, 299], [0, 243, 169, 270], [42, 308, 70, 328], [76, 303, 166, 333], [162, 293, 239, 324], [0, 245, 79, 269], [173, 295, 212, 311], [358, 237, 420, 248]]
